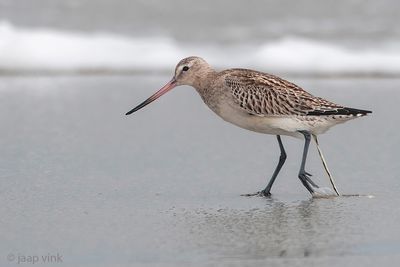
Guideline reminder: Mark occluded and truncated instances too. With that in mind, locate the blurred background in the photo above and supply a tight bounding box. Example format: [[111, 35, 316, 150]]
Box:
[[0, 0, 399, 76], [1, 1, 400, 267]]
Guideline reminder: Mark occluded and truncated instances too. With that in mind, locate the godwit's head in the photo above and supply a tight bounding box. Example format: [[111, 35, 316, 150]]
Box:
[[125, 56, 214, 115], [173, 56, 213, 86]]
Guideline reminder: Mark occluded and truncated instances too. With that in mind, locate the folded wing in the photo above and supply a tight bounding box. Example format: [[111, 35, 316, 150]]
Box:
[[224, 69, 370, 117]]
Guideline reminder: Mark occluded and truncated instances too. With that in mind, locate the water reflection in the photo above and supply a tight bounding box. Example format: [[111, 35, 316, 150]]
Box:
[[174, 198, 351, 260]]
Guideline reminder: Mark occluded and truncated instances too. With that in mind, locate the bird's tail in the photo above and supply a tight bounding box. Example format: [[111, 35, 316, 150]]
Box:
[[342, 107, 372, 117], [308, 107, 372, 116]]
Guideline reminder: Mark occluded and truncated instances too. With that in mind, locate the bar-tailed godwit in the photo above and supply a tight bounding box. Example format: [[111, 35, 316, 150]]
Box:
[[126, 56, 371, 197]]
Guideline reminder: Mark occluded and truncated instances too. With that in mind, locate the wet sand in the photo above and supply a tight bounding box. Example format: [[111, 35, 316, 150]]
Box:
[[0, 76, 399, 266]]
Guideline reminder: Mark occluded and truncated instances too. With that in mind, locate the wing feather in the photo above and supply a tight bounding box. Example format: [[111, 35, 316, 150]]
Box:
[[224, 69, 345, 116]]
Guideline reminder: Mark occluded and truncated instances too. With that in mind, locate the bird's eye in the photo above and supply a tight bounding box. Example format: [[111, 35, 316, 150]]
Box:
[[182, 66, 189, 72]]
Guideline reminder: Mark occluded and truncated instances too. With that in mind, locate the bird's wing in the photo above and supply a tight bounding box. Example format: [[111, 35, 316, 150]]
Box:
[[224, 69, 346, 116]]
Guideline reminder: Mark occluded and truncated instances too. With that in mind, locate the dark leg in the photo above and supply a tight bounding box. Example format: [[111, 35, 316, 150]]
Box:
[[298, 131, 318, 194], [260, 135, 287, 196], [242, 135, 286, 197]]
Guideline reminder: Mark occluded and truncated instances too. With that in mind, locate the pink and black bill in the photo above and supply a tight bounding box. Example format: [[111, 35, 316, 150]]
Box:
[[125, 79, 177, 115]]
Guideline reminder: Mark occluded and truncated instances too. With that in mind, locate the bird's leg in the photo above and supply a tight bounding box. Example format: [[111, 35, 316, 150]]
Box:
[[298, 131, 319, 194], [242, 135, 286, 197], [259, 135, 287, 196], [313, 134, 340, 196]]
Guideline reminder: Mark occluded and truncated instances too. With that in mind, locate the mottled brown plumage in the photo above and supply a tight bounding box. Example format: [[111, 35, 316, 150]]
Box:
[[225, 69, 345, 116]]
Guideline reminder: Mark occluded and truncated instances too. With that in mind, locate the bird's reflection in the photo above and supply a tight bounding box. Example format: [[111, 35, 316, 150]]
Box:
[[172, 197, 348, 260]]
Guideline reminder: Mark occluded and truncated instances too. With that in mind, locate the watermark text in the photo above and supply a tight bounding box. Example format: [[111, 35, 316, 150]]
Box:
[[7, 253, 63, 264]]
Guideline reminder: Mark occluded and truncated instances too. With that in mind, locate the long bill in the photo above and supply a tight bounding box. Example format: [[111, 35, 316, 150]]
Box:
[[125, 78, 177, 115]]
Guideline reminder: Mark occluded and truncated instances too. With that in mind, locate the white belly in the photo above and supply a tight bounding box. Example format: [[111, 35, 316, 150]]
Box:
[[214, 101, 351, 138]]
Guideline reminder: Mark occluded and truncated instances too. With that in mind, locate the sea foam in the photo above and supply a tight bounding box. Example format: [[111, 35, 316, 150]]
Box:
[[0, 21, 183, 72], [1, 21, 399, 75], [255, 37, 400, 75]]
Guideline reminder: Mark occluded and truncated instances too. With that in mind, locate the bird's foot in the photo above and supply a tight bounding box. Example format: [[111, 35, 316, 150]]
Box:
[[301, 171, 320, 188], [298, 171, 319, 194], [312, 187, 338, 198], [241, 190, 271, 198], [301, 171, 339, 197]]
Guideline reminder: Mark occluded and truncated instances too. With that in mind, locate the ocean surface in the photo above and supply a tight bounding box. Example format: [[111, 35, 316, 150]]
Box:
[[0, 0, 400, 75], [0, 76, 399, 267], [0, 1, 399, 266]]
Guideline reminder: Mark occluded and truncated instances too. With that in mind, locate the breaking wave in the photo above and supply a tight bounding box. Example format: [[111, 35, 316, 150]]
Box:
[[1, 21, 399, 76]]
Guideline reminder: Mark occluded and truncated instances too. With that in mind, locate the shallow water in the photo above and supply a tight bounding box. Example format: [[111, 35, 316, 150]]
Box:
[[0, 76, 399, 266]]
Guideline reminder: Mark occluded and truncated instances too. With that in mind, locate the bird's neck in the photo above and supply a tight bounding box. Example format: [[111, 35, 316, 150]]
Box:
[[192, 69, 217, 94], [192, 70, 222, 112]]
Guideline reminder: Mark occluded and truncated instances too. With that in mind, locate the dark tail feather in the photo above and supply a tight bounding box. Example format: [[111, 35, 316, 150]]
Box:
[[342, 107, 372, 116], [308, 107, 372, 116]]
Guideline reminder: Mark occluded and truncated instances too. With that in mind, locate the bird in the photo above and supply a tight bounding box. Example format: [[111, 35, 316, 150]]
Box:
[[125, 56, 371, 197]]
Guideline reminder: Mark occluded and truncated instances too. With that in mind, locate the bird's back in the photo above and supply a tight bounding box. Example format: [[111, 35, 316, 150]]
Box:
[[204, 68, 371, 136], [217, 68, 371, 117]]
